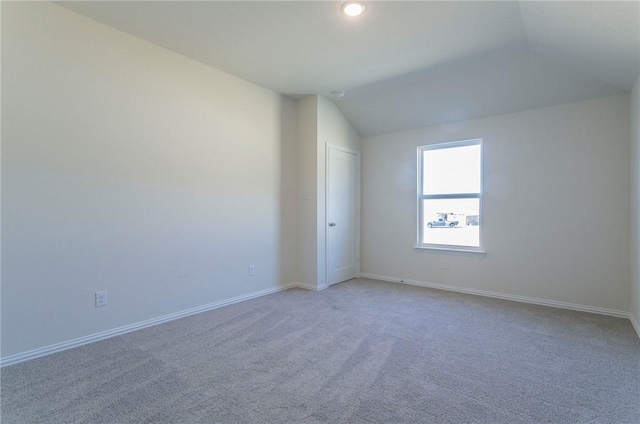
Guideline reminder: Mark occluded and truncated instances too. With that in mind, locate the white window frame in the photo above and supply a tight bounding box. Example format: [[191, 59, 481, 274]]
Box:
[[416, 138, 485, 255]]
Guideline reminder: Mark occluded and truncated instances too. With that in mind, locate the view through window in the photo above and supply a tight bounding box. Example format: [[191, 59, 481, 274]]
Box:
[[417, 139, 482, 249]]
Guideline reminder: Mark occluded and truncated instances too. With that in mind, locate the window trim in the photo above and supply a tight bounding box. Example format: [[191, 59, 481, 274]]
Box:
[[416, 138, 485, 254]]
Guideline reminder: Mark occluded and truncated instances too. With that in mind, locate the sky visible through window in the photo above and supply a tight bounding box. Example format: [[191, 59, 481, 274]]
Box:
[[422, 144, 481, 195], [422, 143, 481, 247]]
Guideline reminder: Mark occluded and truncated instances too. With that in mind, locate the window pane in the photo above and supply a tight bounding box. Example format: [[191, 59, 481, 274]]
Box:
[[422, 198, 480, 247], [423, 144, 481, 195]]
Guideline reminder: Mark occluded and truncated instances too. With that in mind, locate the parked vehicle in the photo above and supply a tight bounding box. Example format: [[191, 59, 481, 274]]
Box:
[[427, 218, 458, 228]]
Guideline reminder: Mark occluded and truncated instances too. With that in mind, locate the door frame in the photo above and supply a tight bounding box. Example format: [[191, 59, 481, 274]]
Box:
[[325, 143, 361, 287]]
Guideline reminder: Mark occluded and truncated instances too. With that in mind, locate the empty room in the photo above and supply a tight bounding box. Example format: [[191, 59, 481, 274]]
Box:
[[1, 1, 639, 423]]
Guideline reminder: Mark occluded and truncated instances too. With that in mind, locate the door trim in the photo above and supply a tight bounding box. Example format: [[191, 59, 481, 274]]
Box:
[[325, 143, 361, 287]]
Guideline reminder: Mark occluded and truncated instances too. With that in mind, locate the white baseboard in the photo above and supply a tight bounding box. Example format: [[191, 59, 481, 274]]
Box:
[[359, 273, 630, 319], [293, 282, 328, 291], [0, 283, 298, 368], [5, 278, 635, 368], [293, 282, 319, 291], [630, 314, 640, 340]]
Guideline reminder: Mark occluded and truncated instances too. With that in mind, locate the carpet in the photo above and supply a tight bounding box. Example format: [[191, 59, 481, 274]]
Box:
[[2, 278, 639, 423]]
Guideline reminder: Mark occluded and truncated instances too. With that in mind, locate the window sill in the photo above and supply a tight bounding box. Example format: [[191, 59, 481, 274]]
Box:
[[414, 246, 486, 256]]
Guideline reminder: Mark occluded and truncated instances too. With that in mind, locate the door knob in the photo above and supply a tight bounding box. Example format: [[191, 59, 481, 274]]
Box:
[[328, 222, 336, 227]]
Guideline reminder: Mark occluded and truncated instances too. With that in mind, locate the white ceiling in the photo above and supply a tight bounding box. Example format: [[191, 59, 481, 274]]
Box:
[[57, 1, 640, 137]]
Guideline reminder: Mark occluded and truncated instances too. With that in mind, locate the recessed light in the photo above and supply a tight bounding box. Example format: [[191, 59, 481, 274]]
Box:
[[342, 1, 366, 17]]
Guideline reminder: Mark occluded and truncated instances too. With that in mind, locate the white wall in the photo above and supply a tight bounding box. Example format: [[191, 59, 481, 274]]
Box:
[[316, 96, 362, 288], [631, 77, 640, 331], [295, 96, 318, 288], [362, 95, 631, 312], [294, 95, 361, 289], [1, 2, 297, 358], [317, 96, 362, 153]]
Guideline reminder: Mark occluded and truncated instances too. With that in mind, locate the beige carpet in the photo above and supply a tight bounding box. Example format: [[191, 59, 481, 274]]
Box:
[[2, 278, 639, 423]]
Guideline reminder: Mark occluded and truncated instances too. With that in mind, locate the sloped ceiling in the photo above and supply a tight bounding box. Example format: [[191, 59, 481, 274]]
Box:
[[520, 1, 639, 90], [338, 47, 625, 137], [56, 1, 640, 137]]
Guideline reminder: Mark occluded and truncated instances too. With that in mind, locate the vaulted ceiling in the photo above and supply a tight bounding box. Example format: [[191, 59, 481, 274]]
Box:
[[57, 1, 640, 137]]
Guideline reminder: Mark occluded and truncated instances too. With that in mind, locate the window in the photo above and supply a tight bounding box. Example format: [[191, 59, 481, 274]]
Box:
[[417, 139, 483, 252]]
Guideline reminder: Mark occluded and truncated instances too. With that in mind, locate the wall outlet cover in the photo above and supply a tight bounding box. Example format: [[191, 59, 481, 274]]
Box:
[[95, 291, 108, 307]]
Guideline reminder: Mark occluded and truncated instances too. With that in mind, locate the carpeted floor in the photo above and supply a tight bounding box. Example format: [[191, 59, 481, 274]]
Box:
[[1, 278, 639, 423]]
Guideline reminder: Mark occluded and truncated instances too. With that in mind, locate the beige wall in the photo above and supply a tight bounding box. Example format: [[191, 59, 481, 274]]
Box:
[[1, 2, 297, 358], [361, 94, 631, 313], [631, 77, 640, 332], [279, 97, 298, 287]]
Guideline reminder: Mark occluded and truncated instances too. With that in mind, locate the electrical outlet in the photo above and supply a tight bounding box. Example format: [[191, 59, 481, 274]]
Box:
[[95, 290, 108, 307], [248, 265, 255, 276], [441, 260, 449, 270]]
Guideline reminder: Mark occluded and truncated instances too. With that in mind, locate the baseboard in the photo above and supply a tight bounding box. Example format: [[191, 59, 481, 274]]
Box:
[[359, 273, 630, 319], [293, 282, 318, 291], [5, 279, 634, 368], [630, 314, 640, 340], [293, 282, 327, 291], [0, 283, 298, 368]]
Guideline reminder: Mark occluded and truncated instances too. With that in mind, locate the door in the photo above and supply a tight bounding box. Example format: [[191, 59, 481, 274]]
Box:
[[327, 146, 359, 286]]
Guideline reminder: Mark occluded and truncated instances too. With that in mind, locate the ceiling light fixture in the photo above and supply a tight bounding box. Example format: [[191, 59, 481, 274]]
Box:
[[342, 1, 366, 17]]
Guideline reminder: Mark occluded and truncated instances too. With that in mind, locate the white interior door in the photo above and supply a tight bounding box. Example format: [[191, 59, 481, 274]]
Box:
[[327, 146, 358, 286]]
